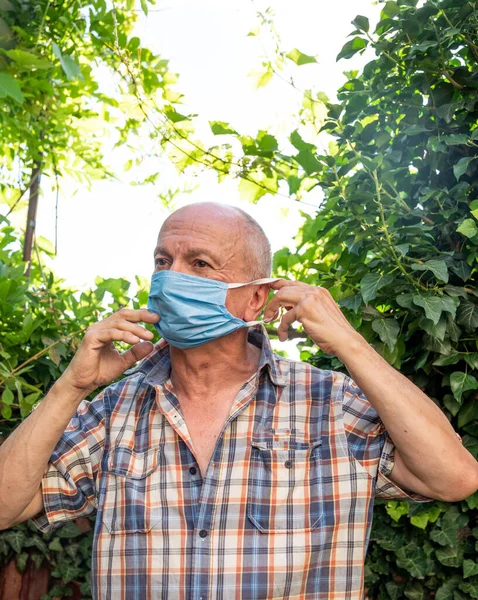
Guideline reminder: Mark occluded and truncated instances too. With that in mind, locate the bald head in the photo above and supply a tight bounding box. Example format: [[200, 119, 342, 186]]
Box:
[[158, 202, 272, 280]]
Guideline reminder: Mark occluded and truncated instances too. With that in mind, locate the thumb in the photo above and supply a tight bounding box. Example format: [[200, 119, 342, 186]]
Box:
[[121, 341, 155, 370]]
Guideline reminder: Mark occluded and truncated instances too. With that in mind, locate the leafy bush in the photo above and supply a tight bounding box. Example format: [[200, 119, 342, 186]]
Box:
[[0, 217, 152, 596], [194, 0, 478, 596]]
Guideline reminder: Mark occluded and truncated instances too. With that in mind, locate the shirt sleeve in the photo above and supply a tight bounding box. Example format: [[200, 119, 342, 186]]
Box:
[[30, 389, 106, 533], [340, 375, 433, 503]]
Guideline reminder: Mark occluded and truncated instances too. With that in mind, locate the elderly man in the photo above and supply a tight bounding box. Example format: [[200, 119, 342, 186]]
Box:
[[0, 203, 476, 599]]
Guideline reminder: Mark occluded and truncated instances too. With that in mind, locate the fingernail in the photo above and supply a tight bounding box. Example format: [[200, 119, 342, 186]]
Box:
[[264, 317, 272, 323]]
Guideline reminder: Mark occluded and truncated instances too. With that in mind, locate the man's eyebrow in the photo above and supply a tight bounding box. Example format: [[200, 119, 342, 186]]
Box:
[[183, 248, 221, 264], [153, 246, 221, 265], [153, 246, 173, 259]]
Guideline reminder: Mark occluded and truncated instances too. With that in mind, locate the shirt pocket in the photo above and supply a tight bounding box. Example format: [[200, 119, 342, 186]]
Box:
[[247, 438, 324, 533], [101, 445, 163, 534]]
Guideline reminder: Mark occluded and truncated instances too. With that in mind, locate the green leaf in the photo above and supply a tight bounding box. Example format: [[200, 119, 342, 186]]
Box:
[[372, 318, 399, 351], [4, 529, 26, 553], [451, 261, 471, 282], [360, 272, 393, 304], [450, 371, 478, 403], [457, 299, 478, 332], [435, 543, 464, 568], [0, 73, 23, 104], [164, 106, 190, 123], [3, 49, 52, 69], [2, 387, 14, 405], [209, 121, 237, 135], [460, 580, 478, 598], [253, 68, 273, 88], [457, 218, 478, 239], [60, 54, 82, 81], [412, 295, 456, 325], [1, 405, 12, 419], [411, 259, 449, 283], [430, 506, 468, 547], [337, 37, 368, 61], [286, 48, 317, 66], [140, 0, 148, 15], [339, 293, 362, 314], [15, 552, 28, 573], [458, 400, 478, 429], [386, 501, 409, 522], [295, 148, 321, 175], [441, 134, 470, 146], [352, 15, 370, 32], [454, 157, 477, 181], [386, 581, 404, 600], [395, 542, 428, 578], [464, 559, 478, 579]]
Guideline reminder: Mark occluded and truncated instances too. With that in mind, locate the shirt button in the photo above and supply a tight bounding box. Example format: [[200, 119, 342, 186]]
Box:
[[189, 467, 197, 475], [199, 529, 208, 538], [284, 460, 293, 469]]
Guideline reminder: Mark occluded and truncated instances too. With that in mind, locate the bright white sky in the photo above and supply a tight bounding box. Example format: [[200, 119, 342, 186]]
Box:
[[7, 0, 380, 353], [13, 0, 380, 286]]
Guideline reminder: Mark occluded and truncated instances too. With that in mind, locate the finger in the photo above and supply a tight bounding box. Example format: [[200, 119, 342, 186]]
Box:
[[269, 279, 305, 290], [121, 341, 154, 370], [277, 308, 298, 342], [106, 319, 154, 341], [263, 288, 310, 321], [112, 308, 160, 324], [95, 328, 143, 345]]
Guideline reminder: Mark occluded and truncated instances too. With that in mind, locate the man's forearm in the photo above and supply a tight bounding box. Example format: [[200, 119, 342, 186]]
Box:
[[0, 377, 89, 528], [338, 337, 478, 500]]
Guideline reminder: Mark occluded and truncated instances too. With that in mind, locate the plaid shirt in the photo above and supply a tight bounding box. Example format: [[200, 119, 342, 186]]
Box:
[[32, 325, 431, 599]]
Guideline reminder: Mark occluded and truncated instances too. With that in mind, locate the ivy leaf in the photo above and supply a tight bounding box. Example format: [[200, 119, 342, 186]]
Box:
[[450, 371, 478, 403], [430, 506, 469, 547], [372, 318, 399, 351], [286, 48, 317, 66], [412, 295, 456, 325], [457, 218, 478, 238], [411, 259, 449, 283], [0, 73, 23, 104], [450, 261, 471, 282], [464, 559, 478, 579], [458, 400, 478, 429], [454, 156, 477, 180], [395, 543, 428, 578], [3, 529, 26, 553], [457, 299, 478, 332], [435, 543, 464, 568], [360, 272, 393, 304], [336, 37, 368, 61]]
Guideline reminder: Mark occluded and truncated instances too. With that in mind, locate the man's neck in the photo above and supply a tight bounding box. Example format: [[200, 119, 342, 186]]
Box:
[[169, 330, 261, 402]]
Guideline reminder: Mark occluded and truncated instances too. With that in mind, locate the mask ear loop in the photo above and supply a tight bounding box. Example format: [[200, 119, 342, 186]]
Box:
[[226, 278, 281, 326], [227, 277, 280, 289]]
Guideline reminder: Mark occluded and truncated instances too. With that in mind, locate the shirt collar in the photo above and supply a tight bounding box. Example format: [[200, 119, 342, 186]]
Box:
[[124, 324, 289, 388]]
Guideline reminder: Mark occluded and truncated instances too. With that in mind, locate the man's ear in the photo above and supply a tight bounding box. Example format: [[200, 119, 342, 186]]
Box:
[[244, 284, 272, 322]]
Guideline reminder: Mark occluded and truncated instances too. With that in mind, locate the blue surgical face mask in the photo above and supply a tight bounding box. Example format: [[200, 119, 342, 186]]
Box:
[[147, 270, 278, 349]]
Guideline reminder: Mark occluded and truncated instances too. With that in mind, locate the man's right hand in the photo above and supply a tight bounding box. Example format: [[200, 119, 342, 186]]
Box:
[[61, 308, 160, 393]]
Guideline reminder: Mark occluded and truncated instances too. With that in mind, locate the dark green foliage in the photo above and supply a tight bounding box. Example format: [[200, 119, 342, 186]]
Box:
[[0, 219, 153, 596], [203, 0, 478, 595]]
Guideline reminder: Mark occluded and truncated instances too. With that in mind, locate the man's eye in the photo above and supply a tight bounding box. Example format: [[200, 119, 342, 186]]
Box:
[[155, 258, 169, 267], [196, 260, 209, 268]]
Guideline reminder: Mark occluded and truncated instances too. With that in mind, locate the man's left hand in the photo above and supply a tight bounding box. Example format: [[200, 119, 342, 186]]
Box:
[[264, 279, 364, 357]]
